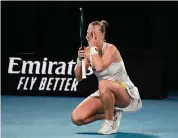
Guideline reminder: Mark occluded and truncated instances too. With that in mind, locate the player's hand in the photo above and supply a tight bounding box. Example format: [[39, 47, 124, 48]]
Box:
[[86, 32, 97, 47], [78, 46, 86, 60]]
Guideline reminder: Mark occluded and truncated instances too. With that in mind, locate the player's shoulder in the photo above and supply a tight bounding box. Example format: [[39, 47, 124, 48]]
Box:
[[106, 43, 118, 52]]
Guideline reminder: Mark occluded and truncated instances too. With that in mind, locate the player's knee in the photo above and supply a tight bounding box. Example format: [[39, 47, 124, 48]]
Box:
[[71, 113, 85, 126], [99, 80, 109, 93], [99, 80, 108, 91]]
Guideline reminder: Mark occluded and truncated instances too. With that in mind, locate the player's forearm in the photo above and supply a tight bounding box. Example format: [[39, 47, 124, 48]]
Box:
[[91, 54, 105, 72], [74, 57, 85, 81], [89, 47, 105, 72], [74, 66, 83, 81]]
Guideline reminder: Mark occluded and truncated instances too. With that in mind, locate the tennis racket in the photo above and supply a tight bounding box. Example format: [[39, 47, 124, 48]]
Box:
[[79, 7, 86, 79]]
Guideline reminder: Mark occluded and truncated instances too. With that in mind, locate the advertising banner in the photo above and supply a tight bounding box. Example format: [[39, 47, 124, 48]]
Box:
[[2, 50, 167, 99], [2, 53, 98, 96]]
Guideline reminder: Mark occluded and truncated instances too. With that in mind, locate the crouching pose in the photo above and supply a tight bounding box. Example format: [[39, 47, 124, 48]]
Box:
[[71, 20, 142, 134]]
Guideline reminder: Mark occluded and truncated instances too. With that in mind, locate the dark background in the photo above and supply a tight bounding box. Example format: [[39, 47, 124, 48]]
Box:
[[2, 1, 178, 98]]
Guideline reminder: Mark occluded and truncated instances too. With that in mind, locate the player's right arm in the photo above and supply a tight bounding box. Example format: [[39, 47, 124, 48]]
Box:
[[74, 46, 90, 81]]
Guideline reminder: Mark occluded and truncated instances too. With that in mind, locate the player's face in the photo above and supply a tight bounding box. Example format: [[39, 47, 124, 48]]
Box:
[[86, 24, 104, 43], [86, 24, 94, 41]]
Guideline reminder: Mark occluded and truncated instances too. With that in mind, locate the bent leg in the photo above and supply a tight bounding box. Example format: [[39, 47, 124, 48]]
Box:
[[99, 80, 131, 121], [71, 96, 104, 126]]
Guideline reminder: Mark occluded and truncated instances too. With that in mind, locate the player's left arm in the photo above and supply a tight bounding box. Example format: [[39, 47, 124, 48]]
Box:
[[91, 45, 118, 72]]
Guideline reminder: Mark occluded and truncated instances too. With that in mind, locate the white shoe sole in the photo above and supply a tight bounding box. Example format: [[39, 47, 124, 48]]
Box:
[[97, 128, 119, 135]]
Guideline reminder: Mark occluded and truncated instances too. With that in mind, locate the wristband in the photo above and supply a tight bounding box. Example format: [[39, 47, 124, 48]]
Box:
[[77, 57, 82, 66], [90, 47, 98, 55]]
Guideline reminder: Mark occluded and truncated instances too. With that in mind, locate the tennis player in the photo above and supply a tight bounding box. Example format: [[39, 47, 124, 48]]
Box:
[[71, 20, 142, 134]]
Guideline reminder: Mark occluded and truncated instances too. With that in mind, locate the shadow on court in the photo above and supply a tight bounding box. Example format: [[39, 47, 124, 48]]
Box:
[[77, 132, 158, 138]]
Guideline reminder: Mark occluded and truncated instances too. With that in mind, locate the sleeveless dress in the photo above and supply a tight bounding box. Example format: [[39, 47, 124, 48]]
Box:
[[89, 42, 142, 112]]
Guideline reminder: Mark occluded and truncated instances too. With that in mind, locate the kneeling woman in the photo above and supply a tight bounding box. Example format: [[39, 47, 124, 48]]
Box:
[[71, 20, 142, 134]]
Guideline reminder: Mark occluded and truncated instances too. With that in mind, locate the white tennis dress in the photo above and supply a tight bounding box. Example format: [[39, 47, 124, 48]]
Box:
[[90, 42, 142, 112]]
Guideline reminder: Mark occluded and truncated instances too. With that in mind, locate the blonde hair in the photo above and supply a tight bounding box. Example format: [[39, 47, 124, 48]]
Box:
[[90, 20, 109, 36]]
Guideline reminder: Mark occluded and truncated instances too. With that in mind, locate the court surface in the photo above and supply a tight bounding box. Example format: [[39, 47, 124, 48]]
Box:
[[2, 95, 178, 138]]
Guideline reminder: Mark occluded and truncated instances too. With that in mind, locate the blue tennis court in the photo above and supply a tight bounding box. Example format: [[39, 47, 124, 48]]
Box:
[[2, 95, 178, 138]]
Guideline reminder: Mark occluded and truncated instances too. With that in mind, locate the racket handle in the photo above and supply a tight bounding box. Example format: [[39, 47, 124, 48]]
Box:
[[82, 59, 86, 79]]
